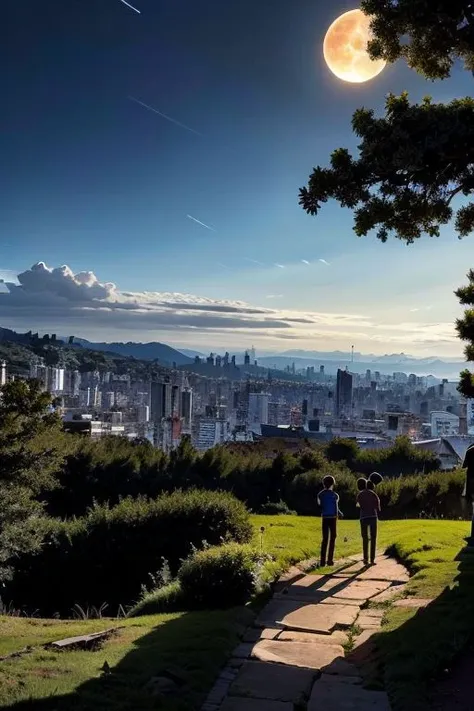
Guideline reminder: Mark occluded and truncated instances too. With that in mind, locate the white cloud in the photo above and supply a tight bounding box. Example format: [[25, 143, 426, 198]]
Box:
[[0, 262, 461, 356]]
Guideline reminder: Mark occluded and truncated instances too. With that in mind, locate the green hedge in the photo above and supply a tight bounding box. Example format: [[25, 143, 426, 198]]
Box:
[[5, 489, 252, 617]]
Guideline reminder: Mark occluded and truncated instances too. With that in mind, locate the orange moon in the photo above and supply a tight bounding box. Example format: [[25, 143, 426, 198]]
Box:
[[323, 9, 386, 83]]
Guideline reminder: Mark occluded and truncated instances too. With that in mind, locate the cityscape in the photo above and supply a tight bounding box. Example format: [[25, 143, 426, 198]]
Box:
[[2, 334, 472, 465]]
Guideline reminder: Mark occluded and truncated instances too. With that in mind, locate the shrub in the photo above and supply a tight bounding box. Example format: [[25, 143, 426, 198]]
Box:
[[259, 500, 297, 516], [178, 543, 266, 608], [129, 581, 185, 617], [5, 489, 252, 617]]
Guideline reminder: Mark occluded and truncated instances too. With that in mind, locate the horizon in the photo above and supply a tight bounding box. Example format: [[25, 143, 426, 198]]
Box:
[[2, 1, 472, 359]]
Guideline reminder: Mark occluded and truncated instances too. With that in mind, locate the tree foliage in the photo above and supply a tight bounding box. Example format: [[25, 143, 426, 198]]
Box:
[[456, 269, 474, 396], [300, 2, 474, 395], [0, 379, 64, 581], [299, 92, 474, 244], [362, 0, 474, 80]]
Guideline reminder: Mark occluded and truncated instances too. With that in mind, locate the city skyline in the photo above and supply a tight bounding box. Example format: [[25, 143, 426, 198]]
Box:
[[3, 1, 473, 358]]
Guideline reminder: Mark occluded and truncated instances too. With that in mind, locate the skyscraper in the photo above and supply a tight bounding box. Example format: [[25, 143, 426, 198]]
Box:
[[248, 392, 269, 427], [150, 381, 172, 422], [336, 369, 353, 418], [181, 388, 193, 431]]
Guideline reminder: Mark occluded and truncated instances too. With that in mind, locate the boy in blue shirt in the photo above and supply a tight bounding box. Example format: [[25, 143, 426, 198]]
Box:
[[317, 475, 343, 567]]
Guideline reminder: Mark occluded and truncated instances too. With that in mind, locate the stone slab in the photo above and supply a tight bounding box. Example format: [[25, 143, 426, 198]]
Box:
[[332, 580, 391, 601], [352, 630, 376, 649], [278, 630, 349, 646], [232, 643, 254, 659], [320, 597, 364, 607], [333, 561, 367, 576], [357, 561, 409, 583], [256, 600, 358, 633], [370, 584, 407, 603], [319, 673, 362, 685], [393, 598, 433, 609], [308, 677, 391, 710], [220, 699, 293, 711], [230, 660, 316, 704], [323, 658, 361, 677], [356, 610, 384, 630], [276, 575, 326, 601], [251, 639, 344, 670], [316, 577, 346, 593], [243, 628, 280, 643]]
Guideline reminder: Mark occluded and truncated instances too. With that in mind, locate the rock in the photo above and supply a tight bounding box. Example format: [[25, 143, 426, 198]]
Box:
[[357, 560, 409, 583], [323, 658, 361, 677], [370, 584, 407, 603], [243, 628, 280, 643], [232, 643, 254, 659], [230, 660, 316, 704], [251, 639, 345, 670], [308, 676, 391, 710], [256, 599, 359, 634], [320, 597, 364, 607], [352, 630, 377, 649], [332, 580, 391, 601], [319, 673, 362, 685], [393, 598, 433, 609], [278, 630, 349, 646]]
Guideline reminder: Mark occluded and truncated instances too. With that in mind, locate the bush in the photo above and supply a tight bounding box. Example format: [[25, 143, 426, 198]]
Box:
[[178, 544, 265, 608], [259, 500, 297, 516], [129, 581, 185, 617], [5, 489, 252, 617]]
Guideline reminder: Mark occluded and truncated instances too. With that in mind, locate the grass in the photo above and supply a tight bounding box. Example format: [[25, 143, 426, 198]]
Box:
[[255, 515, 474, 710], [0, 609, 253, 710], [0, 515, 472, 711]]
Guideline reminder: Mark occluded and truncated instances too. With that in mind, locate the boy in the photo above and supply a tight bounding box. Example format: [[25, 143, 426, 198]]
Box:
[[356, 475, 381, 566], [317, 475, 343, 567]]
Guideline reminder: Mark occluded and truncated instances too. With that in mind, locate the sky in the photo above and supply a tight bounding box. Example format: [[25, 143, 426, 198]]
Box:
[[1, 0, 473, 357]]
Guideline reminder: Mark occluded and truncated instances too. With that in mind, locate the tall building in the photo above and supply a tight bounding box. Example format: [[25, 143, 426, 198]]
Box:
[[248, 392, 269, 427], [336, 369, 353, 418], [137, 404, 150, 423], [181, 388, 193, 431], [150, 381, 172, 422], [0, 361, 6, 386]]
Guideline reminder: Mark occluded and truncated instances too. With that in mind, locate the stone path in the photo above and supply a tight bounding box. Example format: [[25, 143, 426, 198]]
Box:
[[202, 554, 410, 711]]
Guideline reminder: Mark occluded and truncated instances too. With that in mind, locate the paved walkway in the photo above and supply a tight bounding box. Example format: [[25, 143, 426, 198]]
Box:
[[202, 554, 410, 711]]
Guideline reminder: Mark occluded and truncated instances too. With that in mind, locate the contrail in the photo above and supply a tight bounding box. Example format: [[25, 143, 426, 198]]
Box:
[[245, 258, 265, 266], [187, 214, 216, 231], [128, 96, 202, 136], [119, 0, 141, 13]]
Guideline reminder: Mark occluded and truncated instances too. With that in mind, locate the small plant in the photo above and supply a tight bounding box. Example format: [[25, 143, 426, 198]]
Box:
[[178, 543, 270, 609]]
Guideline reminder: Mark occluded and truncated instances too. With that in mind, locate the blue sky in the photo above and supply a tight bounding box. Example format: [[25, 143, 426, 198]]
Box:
[[1, 0, 472, 356]]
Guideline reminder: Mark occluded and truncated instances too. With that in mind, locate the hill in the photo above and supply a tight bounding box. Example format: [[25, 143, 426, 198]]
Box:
[[0, 328, 171, 379], [74, 338, 192, 366]]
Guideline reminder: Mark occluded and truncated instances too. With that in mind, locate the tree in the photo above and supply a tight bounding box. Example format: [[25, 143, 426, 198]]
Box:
[[456, 270, 474, 396], [299, 93, 474, 244], [0, 379, 64, 581], [362, 0, 474, 80], [299, 1, 474, 395]]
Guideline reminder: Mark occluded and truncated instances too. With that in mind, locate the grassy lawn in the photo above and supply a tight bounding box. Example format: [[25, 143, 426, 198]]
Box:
[[0, 609, 252, 710], [255, 514, 473, 711], [0, 515, 471, 711]]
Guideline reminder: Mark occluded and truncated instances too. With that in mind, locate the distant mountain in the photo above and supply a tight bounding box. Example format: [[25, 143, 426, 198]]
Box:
[[74, 338, 192, 366], [175, 348, 206, 359], [258, 353, 465, 380]]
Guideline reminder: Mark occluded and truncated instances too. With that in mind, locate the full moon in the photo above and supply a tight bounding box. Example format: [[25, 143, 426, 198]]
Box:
[[323, 9, 386, 83]]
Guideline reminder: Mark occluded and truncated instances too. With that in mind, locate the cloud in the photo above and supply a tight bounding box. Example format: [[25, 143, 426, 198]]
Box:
[[301, 260, 310, 265], [274, 263, 285, 269], [319, 259, 331, 266], [0, 262, 459, 356]]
